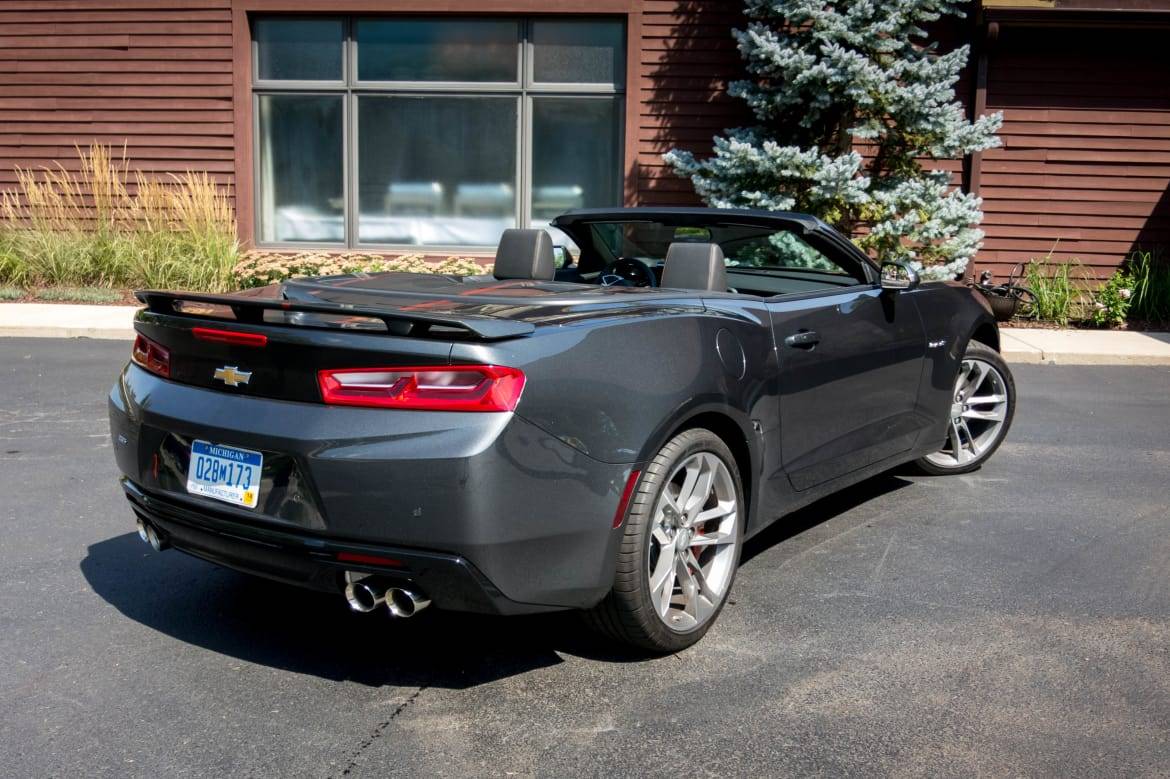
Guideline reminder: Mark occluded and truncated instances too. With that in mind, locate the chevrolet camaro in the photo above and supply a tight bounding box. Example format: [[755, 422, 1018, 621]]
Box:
[[109, 208, 1015, 652]]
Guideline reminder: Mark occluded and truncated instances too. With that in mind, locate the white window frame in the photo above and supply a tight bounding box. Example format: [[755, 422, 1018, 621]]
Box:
[[251, 15, 626, 251]]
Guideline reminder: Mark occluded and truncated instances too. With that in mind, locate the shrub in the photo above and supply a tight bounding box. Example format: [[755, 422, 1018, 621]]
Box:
[[0, 286, 22, 301], [1023, 257, 1091, 327], [1091, 268, 1134, 327], [0, 144, 239, 291], [233, 251, 490, 289], [1127, 249, 1170, 324]]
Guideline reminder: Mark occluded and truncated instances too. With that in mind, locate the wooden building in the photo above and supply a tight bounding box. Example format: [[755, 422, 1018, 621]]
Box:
[[1, 0, 1168, 278]]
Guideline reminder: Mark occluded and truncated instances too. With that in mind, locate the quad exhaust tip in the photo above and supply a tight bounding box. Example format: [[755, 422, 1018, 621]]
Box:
[[136, 517, 168, 552], [345, 579, 387, 613], [344, 573, 430, 618], [387, 587, 431, 618]]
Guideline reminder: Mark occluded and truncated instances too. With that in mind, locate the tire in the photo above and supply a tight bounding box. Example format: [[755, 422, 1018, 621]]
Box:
[[585, 428, 745, 653], [914, 340, 1016, 476]]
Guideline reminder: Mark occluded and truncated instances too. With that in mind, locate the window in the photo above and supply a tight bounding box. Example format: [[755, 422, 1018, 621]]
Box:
[[252, 16, 625, 248]]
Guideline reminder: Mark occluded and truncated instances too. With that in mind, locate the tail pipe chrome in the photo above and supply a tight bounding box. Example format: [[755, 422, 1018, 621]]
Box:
[[136, 517, 168, 552], [344, 573, 430, 618], [344, 576, 388, 613], [386, 587, 431, 618]]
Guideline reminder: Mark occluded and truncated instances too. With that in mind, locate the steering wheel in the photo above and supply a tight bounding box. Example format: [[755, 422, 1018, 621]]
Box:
[[599, 257, 657, 288]]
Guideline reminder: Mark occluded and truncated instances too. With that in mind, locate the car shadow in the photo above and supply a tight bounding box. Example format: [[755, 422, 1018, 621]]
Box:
[[80, 534, 651, 690], [741, 472, 916, 566], [81, 472, 917, 688]]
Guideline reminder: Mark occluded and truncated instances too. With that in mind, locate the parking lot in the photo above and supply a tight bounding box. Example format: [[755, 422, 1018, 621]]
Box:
[[1, 337, 1167, 777]]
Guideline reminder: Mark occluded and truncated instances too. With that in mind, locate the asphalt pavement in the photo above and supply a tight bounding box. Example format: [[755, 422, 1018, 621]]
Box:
[[1, 338, 1167, 777]]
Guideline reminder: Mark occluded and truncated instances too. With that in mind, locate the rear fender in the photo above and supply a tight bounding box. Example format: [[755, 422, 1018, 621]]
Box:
[[634, 401, 765, 533]]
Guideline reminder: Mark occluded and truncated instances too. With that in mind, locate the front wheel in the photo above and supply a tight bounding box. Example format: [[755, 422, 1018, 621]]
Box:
[[585, 428, 744, 653], [915, 340, 1016, 475]]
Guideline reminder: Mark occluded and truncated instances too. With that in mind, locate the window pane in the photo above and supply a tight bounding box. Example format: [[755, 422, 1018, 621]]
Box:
[[257, 95, 344, 243], [532, 20, 624, 85], [356, 19, 519, 82], [357, 97, 517, 246], [724, 231, 849, 275], [254, 18, 343, 81], [532, 97, 621, 224]]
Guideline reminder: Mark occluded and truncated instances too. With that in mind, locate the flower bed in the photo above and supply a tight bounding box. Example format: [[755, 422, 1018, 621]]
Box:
[[232, 251, 492, 289]]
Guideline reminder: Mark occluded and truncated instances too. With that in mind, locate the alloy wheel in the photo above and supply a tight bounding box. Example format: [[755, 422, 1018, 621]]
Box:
[[646, 451, 740, 631], [923, 357, 1010, 469]]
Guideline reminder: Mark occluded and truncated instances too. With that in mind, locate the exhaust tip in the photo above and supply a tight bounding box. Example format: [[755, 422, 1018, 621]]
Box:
[[386, 588, 431, 618], [345, 579, 387, 613], [145, 523, 168, 552], [138, 519, 169, 551]]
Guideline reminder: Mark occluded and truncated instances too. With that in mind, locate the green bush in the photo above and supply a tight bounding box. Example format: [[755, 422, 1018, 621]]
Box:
[[0, 286, 22, 301], [1127, 250, 1170, 323], [0, 144, 239, 292], [233, 251, 490, 289], [1023, 257, 1091, 327], [1091, 269, 1134, 327]]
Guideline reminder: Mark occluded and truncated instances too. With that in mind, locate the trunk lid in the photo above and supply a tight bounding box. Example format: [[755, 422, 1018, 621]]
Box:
[[132, 276, 701, 402]]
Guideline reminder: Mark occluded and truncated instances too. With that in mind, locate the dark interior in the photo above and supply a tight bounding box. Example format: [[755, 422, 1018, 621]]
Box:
[[551, 218, 872, 297]]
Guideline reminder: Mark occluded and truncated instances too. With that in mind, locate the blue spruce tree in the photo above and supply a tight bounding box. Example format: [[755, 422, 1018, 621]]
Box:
[[666, 0, 1002, 280]]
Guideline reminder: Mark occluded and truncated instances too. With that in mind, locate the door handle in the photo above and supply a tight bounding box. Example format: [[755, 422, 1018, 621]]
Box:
[[784, 330, 821, 349]]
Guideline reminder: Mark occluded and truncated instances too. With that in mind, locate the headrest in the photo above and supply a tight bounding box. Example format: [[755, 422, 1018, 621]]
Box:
[[661, 242, 727, 291], [493, 229, 556, 281]]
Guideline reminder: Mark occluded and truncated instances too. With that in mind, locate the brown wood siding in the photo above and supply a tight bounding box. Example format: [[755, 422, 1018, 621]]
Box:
[[975, 24, 1170, 279], [634, 0, 749, 205], [0, 0, 235, 198], [6, 0, 1168, 279]]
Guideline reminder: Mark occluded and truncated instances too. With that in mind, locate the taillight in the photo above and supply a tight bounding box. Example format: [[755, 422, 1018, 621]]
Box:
[[131, 333, 171, 378], [318, 365, 525, 412]]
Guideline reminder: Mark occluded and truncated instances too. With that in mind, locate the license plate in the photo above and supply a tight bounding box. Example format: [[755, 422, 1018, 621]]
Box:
[[186, 440, 263, 509]]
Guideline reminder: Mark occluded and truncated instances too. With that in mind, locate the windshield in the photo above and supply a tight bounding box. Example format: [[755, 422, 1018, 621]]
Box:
[[586, 221, 855, 276]]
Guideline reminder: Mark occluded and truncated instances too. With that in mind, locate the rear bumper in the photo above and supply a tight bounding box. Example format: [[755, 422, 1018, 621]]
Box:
[[122, 480, 547, 615], [109, 363, 633, 612]]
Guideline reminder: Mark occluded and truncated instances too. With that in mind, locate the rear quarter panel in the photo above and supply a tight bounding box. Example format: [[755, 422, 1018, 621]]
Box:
[[452, 298, 779, 526]]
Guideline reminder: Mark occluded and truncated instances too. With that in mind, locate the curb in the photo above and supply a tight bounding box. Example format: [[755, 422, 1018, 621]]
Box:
[[0, 326, 135, 341], [1000, 328, 1170, 366], [0, 303, 138, 341]]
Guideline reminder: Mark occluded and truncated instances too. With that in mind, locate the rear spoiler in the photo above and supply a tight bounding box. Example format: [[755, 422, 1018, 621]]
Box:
[[135, 290, 536, 341]]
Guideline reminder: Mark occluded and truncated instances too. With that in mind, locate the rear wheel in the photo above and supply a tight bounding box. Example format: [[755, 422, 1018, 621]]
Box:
[[586, 428, 744, 653], [915, 340, 1015, 475]]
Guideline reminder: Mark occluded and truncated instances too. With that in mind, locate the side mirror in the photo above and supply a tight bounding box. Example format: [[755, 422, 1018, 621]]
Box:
[[880, 261, 919, 291], [552, 246, 572, 270]]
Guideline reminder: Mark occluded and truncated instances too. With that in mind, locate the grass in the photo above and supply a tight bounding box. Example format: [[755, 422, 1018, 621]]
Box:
[[1023, 256, 1091, 327], [31, 287, 123, 304], [0, 286, 21, 300], [1127, 249, 1170, 324], [0, 144, 238, 292]]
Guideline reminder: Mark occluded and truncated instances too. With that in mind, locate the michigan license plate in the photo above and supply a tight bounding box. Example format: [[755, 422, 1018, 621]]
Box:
[[186, 440, 262, 509]]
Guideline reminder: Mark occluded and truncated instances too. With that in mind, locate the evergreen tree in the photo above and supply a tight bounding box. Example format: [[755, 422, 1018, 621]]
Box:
[[665, 0, 1002, 280]]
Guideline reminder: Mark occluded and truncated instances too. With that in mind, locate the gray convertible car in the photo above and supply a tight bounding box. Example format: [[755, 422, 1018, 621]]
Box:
[[109, 208, 1015, 652]]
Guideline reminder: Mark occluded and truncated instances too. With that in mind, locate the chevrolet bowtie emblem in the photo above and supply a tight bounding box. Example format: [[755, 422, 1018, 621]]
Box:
[[213, 366, 252, 387]]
